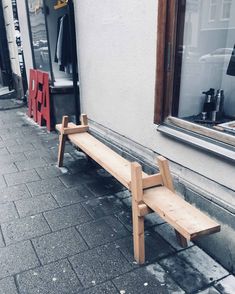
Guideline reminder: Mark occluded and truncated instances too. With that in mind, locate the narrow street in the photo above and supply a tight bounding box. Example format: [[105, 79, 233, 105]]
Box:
[[0, 107, 233, 293]]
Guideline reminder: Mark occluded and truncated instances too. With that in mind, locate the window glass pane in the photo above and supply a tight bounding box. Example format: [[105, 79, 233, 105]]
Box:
[[177, 0, 235, 130], [27, 0, 50, 72]]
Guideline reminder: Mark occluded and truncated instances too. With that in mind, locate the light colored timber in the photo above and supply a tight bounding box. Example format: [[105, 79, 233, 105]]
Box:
[[157, 156, 188, 245], [157, 156, 174, 191], [143, 186, 220, 240], [138, 203, 152, 217], [131, 162, 145, 264], [56, 115, 221, 264], [63, 131, 149, 189], [81, 114, 88, 126], [142, 173, 163, 189], [62, 126, 89, 135], [56, 122, 79, 132]]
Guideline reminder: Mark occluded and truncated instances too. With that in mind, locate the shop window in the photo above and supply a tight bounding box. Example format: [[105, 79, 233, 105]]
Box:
[[155, 0, 235, 147], [25, 0, 78, 85], [26, 0, 50, 73]]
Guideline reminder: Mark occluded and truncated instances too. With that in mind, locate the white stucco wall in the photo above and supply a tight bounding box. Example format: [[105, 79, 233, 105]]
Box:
[[74, 0, 157, 144], [74, 0, 235, 192]]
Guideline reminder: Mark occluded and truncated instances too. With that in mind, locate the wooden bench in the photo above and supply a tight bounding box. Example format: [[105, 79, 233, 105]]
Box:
[[56, 114, 221, 264]]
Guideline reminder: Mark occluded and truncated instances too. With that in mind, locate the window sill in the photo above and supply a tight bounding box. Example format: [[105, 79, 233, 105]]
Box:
[[157, 117, 235, 163]]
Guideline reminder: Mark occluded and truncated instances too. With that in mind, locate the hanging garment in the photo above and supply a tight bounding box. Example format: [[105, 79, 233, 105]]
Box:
[[54, 14, 72, 72], [227, 45, 235, 76]]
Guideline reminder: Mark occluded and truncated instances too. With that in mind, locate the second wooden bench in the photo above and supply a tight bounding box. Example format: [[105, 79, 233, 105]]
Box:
[[56, 114, 220, 264]]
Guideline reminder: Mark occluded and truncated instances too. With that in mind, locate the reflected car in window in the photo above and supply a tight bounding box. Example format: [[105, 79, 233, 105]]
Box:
[[199, 48, 233, 63]]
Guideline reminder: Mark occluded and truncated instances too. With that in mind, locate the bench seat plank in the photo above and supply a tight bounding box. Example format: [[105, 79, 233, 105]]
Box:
[[56, 123, 148, 189], [143, 186, 220, 240]]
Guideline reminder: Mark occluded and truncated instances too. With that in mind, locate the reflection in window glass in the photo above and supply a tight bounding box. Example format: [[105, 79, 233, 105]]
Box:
[[27, 0, 50, 72], [177, 0, 235, 129], [209, 0, 217, 21], [222, 0, 232, 20]]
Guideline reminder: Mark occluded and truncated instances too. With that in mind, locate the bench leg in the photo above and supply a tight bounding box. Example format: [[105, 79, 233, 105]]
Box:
[[57, 116, 68, 167], [175, 230, 188, 248], [131, 162, 145, 264], [157, 156, 188, 248]]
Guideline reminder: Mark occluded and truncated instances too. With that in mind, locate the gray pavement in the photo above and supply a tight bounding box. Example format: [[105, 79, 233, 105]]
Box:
[[0, 107, 234, 294]]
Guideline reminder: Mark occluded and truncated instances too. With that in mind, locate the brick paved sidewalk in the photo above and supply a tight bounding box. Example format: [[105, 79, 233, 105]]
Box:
[[0, 108, 234, 294]]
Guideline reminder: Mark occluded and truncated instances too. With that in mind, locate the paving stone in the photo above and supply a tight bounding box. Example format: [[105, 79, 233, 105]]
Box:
[[0, 175, 6, 188], [82, 195, 125, 218], [197, 287, 220, 294], [0, 162, 18, 175], [16, 137, 42, 145], [159, 255, 210, 293], [64, 159, 91, 175], [2, 214, 51, 245], [145, 213, 165, 228], [32, 227, 88, 264], [17, 259, 82, 294], [0, 230, 5, 247], [15, 158, 48, 171], [69, 243, 133, 288], [178, 246, 229, 283], [113, 263, 185, 294], [52, 186, 95, 207], [115, 210, 133, 231], [44, 203, 92, 231], [86, 177, 125, 197], [24, 149, 55, 162], [59, 172, 92, 188], [122, 196, 132, 209], [214, 275, 235, 294], [152, 223, 193, 250], [0, 139, 18, 148], [15, 194, 58, 217], [7, 143, 35, 154], [0, 147, 9, 155], [0, 240, 39, 279], [35, 165, 66, 179], [0, 184, 31, 204], [4, 170, 40, 186], [115, 232, 174, 264], [0, 277, 18, 294], [77, 216, 130, 248], [26, 178, 65, 196], [0, 152, 27, 164], [114, 189, 131, 200], [0, 202, 18, 223], [80, 282, 118, 294]]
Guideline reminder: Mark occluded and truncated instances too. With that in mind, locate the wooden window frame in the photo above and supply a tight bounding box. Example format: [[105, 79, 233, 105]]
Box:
[[154, 0, 187, 124], [154, 0, 235, 149]]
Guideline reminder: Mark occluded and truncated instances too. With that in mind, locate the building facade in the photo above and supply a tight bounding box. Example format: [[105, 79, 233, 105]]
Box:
[[17, 0, 235, 273], [0, 0, 24, 97]]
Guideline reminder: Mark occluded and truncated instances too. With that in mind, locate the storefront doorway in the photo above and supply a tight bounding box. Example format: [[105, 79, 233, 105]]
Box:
[[25, 0, 80, 124]]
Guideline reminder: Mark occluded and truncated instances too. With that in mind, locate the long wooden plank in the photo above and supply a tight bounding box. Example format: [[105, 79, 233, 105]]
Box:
[[59, 131, 148, 189], [143, 186, 220, 240]]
